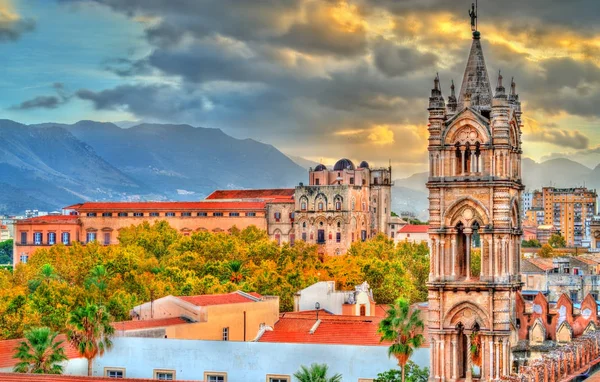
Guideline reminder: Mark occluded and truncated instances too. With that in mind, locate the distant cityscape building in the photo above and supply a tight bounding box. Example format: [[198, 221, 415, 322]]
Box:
[[293, 281, 380, 317], [13, 159, 393, 265], [394, 224, 429, 244], [591, 215, 600, 251]]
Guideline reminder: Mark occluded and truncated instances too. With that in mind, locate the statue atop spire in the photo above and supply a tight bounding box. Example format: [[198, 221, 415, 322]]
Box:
[[469, 1, 478, 32]]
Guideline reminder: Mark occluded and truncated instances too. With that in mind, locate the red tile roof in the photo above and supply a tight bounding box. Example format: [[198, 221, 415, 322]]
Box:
[[398, 225, 430, 234], [112, 317, 189, 331], [0, 335, 81, 369], [206, 189, 295, 201], [0, 373, 202, 382], [17, 215, 79, 224], [527, 258, 555, 271], [64, 201, 266, 211], [178, 291, 262, 307], [259, 316, 386, 346]]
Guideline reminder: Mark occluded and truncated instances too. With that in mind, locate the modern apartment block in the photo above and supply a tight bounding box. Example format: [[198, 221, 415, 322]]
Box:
[[523, 187, 597, 247]]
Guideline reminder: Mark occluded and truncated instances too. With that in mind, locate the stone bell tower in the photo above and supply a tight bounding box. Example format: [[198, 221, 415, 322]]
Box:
[[426, 21, 524, 382]]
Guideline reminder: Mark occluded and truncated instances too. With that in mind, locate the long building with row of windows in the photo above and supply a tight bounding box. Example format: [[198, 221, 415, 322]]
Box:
[[13, 159, 393, 265]]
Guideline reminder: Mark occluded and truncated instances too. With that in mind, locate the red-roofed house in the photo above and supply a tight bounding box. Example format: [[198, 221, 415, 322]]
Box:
[[128, 291, 279, 342], [395, 225, 430, 244]]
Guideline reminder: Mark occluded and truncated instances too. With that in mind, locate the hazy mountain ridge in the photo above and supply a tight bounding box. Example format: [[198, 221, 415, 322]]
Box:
[[1, 119, 307, 214]]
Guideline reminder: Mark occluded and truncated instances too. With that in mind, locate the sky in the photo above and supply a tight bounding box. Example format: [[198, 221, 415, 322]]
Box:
[[2, 0, 600, 177]]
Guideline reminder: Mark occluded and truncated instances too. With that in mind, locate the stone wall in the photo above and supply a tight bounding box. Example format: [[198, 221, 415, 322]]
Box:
[[502, 331, 600, 382]]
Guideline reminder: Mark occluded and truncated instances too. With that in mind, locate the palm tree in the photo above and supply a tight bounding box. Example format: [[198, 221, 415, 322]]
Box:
[[28, 264, 60, 292], [378, 298, 424, 382], [293, 363, 342, 382], [226, 260, 245, 284], [84, 265, 111, 303], [13, 327, 68, 374], [67, 303, 114, 376]]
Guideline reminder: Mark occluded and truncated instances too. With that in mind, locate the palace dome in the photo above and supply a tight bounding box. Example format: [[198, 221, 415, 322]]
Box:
[[333, 158, 355, 171], [358, 161, 370, 169], [314, 164, 327, 171]]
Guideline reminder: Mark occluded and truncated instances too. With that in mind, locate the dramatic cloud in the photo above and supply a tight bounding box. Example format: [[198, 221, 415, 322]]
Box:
[[10, 83, 70, 110], [0, 0, 35, 41], [51, 0, 600, 175]]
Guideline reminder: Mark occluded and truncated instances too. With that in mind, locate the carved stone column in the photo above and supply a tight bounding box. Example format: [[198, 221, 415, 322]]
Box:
[[489, 339, 494, 381], [488, 237, 493, 281], [466, 333, 473, 382], [440, 240, 446, 278], [451, 238, 457, 278], [465, 228, 473, 279], [452, 339, 457, 380], [461, 147, 466, 175]]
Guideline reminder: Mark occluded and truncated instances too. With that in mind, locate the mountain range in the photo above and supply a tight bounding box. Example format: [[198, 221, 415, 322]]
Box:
[[0, 118, 598, 218], [0, 119, 306, 214]]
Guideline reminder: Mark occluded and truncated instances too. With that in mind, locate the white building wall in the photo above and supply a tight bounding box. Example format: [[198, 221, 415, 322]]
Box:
[[394, 232, 429, 244], [92, 337, 430, 381], [296, 281, 348, 315]]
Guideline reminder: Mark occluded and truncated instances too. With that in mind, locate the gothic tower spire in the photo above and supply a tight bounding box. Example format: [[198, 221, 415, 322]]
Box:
[[457, 30, 493, 113]]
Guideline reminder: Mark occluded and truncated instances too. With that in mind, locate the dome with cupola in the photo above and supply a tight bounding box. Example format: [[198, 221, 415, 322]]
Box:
[[358, 161, 370, 169], [314, 164, 327, 171]]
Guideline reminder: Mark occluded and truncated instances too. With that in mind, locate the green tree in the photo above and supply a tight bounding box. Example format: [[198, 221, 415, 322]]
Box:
[[375, 361, 429, 382], [13, 327, 68, 374], [539, 244, 555, 258], [293, 363, 342, 382], [67, 303, 114, 376], [548, 234, 567, 248], [0, 239, 13, 264], [28, 264, 60, 292], [378, 298, 424, 382], [85, 265, 112, 303], [522, 239, 541, 248]]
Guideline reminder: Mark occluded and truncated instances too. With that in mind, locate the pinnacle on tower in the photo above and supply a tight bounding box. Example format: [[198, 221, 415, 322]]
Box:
[[495, 70, 506, 98], [447, 79, 458, 113], [428, 73, 445, 110]]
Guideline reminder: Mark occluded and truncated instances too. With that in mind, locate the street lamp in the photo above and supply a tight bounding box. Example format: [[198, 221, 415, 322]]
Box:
[[315, 302, 321, 320]]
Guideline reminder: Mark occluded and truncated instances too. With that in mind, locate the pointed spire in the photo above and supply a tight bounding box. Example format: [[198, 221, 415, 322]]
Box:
[[447, 79, 457, 113], [457, 31, 492, 112], [428, 73, 445, 110], [495, 70, 506, 98], [510, 77, 516, 96]]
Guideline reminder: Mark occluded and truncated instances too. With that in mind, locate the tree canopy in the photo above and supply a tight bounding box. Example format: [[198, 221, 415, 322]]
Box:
[[0, 222, 429, 340]]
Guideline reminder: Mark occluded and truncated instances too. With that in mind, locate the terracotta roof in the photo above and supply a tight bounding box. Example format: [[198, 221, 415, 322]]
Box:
[[0, 335, 81, 369], [259, 316, 387, 346], [525, 258, 555, 272], [178, 291, 262, 307], [206, 189, 294, 201], [576, 256, 600, 266], [112, 317, 189, 331], [398, 225, 430, 234], [17, 215, 79, 224], [0, 373, 202, 381], [64, 201, 266, 211]]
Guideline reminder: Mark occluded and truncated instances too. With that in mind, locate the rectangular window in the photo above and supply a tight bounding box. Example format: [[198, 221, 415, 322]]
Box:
[[213, 212, 223, 217], [317, 229, 325, 244], [34, 232, 42, 245], [166, 212, 176, 217], [182, 212, 192, 217], [20, 254, 28, 264], [104, 368, 125, 378], [150, 212, 160, 217], [274, 212, 281, 222], [246, 212, 256, 217], [154, 370, 175, 380], [61, 232, 70, 245], [350, 177, 354, 185], [118, 212, 128, 217], [87, 212, 97, 217], [20, 232, 27, 245], [315, 178, 320, 185], [275, 234, 281, 245], [302, 232, 307, 242], [289, 212, 294, 221], [361, 230, 367, 242], [267, 376, 291, 382], [133, 212, 144, 217], [48, 232, 56, 245], [204, 373, 227, 382], [290, 234, 295, 247], [222, 327, 229, 341], [86, 232, 97, 243], [103, 232, 111, 246], [102, 212, 113, 217], [229, 212, 240, 217], [336, 232, 341, 243], [198, 212, 208, 217]]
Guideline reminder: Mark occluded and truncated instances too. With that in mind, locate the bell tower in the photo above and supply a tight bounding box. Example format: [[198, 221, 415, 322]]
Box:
[[426, 14, 524, 382]]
